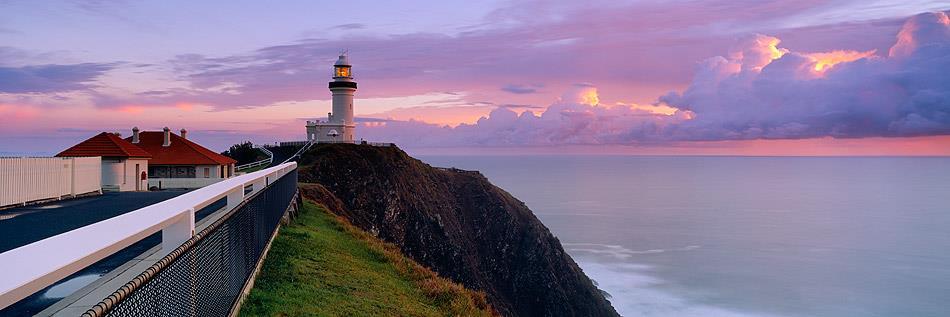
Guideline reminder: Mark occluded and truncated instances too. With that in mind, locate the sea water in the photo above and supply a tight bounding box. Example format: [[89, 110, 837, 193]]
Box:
[[418, 156, 950, 317]]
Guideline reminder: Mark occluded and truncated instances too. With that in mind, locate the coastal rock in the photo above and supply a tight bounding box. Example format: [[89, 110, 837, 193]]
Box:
[[297, 144, 619, 317]]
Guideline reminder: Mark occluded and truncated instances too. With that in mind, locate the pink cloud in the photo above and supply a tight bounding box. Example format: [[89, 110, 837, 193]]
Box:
[[0, 104, 39, 121], [662, 12, 950, 140], [360, 12, 950, 147]]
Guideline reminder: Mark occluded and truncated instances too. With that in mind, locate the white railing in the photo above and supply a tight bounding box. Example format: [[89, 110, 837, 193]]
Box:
[[0, 157, 102, 208], [277, 140, 309, 147], [277, 140, 394, 147], [235, 146, 274, 172], [258, 146, 274, 162], [0, 162, 297, 309], [285, 140, 314, 164]]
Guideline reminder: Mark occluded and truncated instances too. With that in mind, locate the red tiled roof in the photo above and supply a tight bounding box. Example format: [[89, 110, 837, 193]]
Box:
[[56, 132, 153, 158], [126, 131, 237, 165]]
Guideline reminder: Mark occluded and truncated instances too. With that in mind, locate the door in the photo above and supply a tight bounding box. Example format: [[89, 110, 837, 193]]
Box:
[[135, 164, 141, 191]]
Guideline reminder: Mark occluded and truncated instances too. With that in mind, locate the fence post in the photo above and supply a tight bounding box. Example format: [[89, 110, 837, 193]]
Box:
[[162, 209, 195, 255], [251, 177, 266, 195], [226, 185, 244, 212]]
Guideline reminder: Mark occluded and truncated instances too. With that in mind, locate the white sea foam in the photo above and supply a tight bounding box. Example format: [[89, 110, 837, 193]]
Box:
[[563, 243, 702, 260], [576, 259, 779, 317]]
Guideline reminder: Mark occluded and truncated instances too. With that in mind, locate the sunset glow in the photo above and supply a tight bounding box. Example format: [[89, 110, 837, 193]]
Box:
[[0, 2, 947, 156], [807, 50, 877, 72]]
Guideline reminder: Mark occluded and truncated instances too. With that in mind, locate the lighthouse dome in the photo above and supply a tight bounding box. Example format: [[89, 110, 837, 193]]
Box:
[[334, 54, 350, 66]]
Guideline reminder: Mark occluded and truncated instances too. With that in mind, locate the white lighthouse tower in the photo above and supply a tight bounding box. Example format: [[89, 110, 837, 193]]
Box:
[[306, 53, 357, 142]]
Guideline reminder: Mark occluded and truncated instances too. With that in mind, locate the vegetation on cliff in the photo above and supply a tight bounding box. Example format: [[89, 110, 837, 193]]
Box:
[[221, 141, 267, 165], [240, 200, 495, 317]]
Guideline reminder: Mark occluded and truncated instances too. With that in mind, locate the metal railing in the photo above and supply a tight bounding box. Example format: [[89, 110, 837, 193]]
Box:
[[234, 146, 274, 172], [81, 167, 298, 317], [0, 162, 297, 310], [277, 140, 309, 147], [280, 140, 315, 165], [277, 140, 394, 148]]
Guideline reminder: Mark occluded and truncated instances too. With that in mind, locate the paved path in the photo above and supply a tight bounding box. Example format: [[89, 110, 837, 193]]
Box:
[[0, 191, 187, 253]]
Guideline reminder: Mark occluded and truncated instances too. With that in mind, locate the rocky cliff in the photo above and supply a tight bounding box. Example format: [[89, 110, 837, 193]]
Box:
[[296, 144, 618, 317]]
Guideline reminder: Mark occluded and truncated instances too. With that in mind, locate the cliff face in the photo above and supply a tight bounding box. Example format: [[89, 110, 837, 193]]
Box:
[[296, 144, 619, 317]]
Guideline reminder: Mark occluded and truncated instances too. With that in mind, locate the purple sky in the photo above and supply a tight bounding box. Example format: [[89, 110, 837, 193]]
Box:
[[1, 1, 949, 155]]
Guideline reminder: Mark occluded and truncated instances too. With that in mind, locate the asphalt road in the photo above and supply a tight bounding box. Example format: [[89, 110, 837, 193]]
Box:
[[0, 191, 187, 253]]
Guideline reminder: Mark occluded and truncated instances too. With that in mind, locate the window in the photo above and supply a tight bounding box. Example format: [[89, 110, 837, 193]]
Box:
[[334, 66, 351, 77]]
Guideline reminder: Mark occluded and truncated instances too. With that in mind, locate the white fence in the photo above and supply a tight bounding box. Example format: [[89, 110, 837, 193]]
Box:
[[235, 146, 274, 173], [0, 162, 296, 309], [0, 157, 102, 208]]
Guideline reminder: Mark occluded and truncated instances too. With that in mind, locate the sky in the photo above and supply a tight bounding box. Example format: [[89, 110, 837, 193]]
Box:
[[1, 0, 949, 156]]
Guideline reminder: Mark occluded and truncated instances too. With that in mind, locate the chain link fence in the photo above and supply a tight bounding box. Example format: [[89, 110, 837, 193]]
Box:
[[82, 169, 298, 317]]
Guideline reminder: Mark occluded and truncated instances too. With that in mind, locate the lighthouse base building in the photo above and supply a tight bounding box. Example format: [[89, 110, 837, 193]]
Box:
[[307, 53, 357, 143], [306, 120, 354, 143]]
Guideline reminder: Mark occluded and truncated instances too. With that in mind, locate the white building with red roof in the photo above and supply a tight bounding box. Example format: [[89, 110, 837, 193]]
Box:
[[126, 127, 237, 189], [56, 127, 237, 191], [56, 132, 151, 191]]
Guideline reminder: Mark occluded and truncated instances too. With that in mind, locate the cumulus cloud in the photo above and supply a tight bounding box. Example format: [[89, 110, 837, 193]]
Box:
[[112, 1, 906, 111], [360, 84, 686, 146], [662, 11, 950, 140], [0, 1, 918, 114], [0, 63, 114, 93], [362, 12, 950, 146]]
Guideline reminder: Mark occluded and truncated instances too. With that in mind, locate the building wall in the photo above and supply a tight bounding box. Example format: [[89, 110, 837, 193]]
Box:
[[127, 159, 148, 192], [307, 123, 354, 142], [149, 165, 195, 178], [102, 158, 148, 192], [0, 157, 102, 207], [195, 165, 220, 179], [145, 164, 229, 189], [148, 177, 224, 189]]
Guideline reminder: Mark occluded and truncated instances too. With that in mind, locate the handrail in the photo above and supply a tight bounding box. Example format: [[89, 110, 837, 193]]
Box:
[[81, 176, 299, 317], [257, 145, 274, 159], [235, 159, 270, 172], [281, 140, 314, 165], [235, 146, 274, 172], [0, 162, 297, 309]]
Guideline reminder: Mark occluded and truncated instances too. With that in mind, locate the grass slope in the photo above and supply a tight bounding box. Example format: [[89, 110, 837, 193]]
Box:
[[239, 200, 495, 317]]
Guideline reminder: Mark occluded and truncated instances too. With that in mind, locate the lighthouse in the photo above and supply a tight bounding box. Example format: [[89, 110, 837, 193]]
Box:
[[306, 53, 357, 142]]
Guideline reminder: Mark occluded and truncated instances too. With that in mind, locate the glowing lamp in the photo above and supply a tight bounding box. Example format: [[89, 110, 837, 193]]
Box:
[[334, 65, 351, 78]]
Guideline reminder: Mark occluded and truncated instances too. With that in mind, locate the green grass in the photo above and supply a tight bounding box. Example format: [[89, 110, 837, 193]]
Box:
[[239, 200, 495, 317]]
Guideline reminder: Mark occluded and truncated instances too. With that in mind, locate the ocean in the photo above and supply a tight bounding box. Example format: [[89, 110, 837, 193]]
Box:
[[417, 155, 950, 317]]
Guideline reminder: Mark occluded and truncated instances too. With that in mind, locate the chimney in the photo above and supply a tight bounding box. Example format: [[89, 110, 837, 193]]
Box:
[[163, 127, 171, 147], [114, 132, 122, 137], [180, 128, 188, 139], [132, 127, 140, 143]]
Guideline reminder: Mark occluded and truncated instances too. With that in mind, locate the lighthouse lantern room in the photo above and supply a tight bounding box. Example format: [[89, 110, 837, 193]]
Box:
[[306, 53, 358, 142]]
